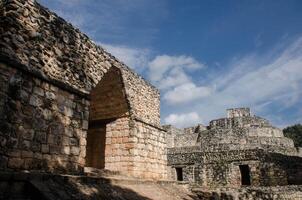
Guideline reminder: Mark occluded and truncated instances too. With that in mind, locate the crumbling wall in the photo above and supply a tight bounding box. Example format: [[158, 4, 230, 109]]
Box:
[[0, 0, 160, 125], [197, 127, 296, 154], [121, 69, 160, 125], [209, 116, 270, 129], [0, 63, 88, 173], [167, 148, 302, 187], [0, 0, 167, 179], [227, 108, 251, 118], [163, 125, 183, 148]]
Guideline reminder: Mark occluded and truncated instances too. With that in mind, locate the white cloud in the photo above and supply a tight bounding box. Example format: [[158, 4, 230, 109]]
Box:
[[100, 43, 150, 71], [163, 83, 212, 104], [148, 55, 205, 83], [191, 36, 302, 125], [157, 68, 191, 90], [147, 54, 208, 105], [164, 112, 201, 128], [214, 37, 302, 107]]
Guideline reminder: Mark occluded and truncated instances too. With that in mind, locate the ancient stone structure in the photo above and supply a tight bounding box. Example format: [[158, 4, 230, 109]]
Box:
[[1, 0, 302, 199], [166, 108, 302, 188], [0, 0, 166, 180]]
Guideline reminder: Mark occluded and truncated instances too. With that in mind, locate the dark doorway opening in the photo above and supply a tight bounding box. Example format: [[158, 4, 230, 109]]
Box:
[[176, 167, 183, 181], [239, 165, 251, 186], [86, 123, 106, 169]]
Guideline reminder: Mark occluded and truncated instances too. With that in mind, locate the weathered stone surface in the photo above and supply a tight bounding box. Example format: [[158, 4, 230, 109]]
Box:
[[0, 63, 89, 173], [0, 0, 165, 177], [166, 108, 302, 187], [2, 3, 300, 198], [0, 0, 160, 125]]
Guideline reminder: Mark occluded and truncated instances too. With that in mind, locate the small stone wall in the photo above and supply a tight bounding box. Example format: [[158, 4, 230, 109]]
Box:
[[209, 116, 270, 129], [87, 116, 168, 180], [0, 63, 88, 173], [227, 108, 251, 118], [129, 120, 167, 179], [197, 128, 296, 154], [167, 148, 302, 187]]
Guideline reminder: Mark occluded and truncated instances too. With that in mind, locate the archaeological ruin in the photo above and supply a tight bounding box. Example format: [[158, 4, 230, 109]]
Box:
[[0, 0, 302, 199], [166, 108, 302, 187]]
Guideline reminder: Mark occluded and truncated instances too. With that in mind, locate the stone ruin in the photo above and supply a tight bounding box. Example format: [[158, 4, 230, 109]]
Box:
[[0, 0, 166, 180], [166, 108, 302, 187], [0, 0, 302, 199]]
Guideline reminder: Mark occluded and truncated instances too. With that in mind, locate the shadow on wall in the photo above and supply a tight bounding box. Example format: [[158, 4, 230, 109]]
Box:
[[0, 67, 88, 174]]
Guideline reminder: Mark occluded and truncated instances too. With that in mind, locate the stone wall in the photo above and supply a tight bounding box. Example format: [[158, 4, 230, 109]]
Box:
[[174, 133, 199, 148], [227, 108, 251, 118], [121, 69, 160, 126], [167, 148, 302, 187], [209, 116, 270, 129], [0, 61, 168, 178], [89, 67, 129, 121], [0, 62, 88, 173], [0, 0, 167, 179], [104, 117, 132, 173], [184, 124, 207, 134], [0, 0, 160, 126], [128, 119, 167, 179], [90, 116, 168, 180], [197, 128, 296, 154], [163, 125, 183, 148]]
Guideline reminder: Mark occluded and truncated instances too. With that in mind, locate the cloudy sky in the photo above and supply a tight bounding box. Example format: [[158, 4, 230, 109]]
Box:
[[39, 0, 302, 128]]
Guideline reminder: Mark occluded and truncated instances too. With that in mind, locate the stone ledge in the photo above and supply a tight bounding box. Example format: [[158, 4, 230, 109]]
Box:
[[0, 58, 90, 99]]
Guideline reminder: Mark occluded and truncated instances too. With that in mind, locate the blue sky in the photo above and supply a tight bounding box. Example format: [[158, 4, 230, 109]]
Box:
[[38, 0, 302, 128]]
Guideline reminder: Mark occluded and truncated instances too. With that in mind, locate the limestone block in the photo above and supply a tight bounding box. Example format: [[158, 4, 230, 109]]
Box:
[[34, 131, 47, 143], [49, 145, 60, 154], [70, 138, 79, 146], [8, 158, 24, 169], [62, 146, 70, 155], [42, 109, 52, 120], [21, 151, 33, 158], [82, 120, 88, 130], [41, 144, 49, 153], [29, 95, 43, 107], [71, 146, 80, 155], [33, 86, 44, 96], [64, 106, 73, 117]]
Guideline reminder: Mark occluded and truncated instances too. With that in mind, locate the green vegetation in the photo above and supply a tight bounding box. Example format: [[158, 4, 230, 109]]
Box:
[[283, 124, 302, 147]]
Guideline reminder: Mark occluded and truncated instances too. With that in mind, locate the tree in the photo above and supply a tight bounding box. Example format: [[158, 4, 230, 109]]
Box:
[[283, 124, 302, 147]]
